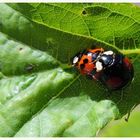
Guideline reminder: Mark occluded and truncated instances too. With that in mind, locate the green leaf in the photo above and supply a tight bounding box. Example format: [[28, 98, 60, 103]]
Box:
[[15, 97, 119, 137], [99, 105, 140, 137], [0, 3, 139, 137], [9, 3, 140, 52]]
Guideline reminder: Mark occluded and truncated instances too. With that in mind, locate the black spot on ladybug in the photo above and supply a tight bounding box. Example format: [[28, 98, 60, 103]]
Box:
[[83, 59, 88, 64], [80, 64, 85, 69], [82, 10, 87, 15]]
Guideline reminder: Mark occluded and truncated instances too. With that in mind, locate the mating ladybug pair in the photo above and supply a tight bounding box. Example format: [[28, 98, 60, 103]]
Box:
[[72, 48, 134, 90]]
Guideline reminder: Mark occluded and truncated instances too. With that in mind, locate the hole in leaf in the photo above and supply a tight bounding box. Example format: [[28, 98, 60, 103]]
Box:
[[82, 10, 87, 15]]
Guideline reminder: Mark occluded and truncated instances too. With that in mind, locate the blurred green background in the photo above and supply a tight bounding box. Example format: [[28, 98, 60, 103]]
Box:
[[98, 105, 140, 137]]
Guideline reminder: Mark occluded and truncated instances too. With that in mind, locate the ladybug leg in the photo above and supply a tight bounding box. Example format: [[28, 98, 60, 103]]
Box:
[[125, 110, 131, 122], [85, 71, 99, 80], [86, 74, 93, 80], [86, 71, 99, 80], [125, 104, 137, 122]]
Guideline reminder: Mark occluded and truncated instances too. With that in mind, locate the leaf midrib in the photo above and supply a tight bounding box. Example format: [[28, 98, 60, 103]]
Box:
[[26, 4, 140, 55], [121, 48, 140, 54], [6, 4, 140, 56]]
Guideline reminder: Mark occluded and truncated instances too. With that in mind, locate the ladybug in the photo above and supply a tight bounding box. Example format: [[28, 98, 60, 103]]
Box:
[[72, 48, 134, 90]]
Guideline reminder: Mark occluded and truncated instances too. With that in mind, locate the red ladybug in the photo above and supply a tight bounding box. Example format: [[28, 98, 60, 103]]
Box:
[[72, 48, 134, 90]]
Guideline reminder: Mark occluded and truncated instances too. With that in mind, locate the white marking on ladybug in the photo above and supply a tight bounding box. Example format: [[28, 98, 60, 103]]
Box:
[[87, 52, 92, 56], [73, 56, 79, 64], [96, 61, 103, 72], [103, 51, 113, 55]]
